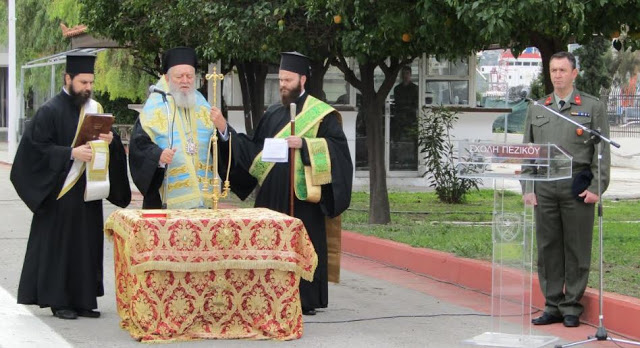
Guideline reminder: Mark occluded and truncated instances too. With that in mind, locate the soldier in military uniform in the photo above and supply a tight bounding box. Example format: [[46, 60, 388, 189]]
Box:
[[522, 51, 610, 328]]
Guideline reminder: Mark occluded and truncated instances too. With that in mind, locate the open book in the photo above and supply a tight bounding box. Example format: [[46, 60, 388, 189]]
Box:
[[73, 113, 115, 147]]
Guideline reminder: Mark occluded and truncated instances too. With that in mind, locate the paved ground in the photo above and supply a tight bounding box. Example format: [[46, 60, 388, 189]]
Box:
[[0, 140, 639, 347]]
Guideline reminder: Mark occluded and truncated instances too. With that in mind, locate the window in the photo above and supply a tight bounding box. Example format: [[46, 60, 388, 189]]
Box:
[[425, 56, 470, 106], [324, 65, 351, 105]]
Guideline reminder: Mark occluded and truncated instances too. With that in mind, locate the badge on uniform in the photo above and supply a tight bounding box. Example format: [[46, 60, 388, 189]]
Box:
[[571, 112, 590, 117], [576, 128, 584, 136]]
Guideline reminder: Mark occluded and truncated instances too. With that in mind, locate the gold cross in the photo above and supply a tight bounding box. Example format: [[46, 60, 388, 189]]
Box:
[[205, 66, 224, 106]]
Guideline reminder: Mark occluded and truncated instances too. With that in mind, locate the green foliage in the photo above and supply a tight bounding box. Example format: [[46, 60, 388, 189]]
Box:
[[94, 50, 154, 101], [48, 0, 83, 26], [449, 1, 640, 53], [418, 106, 479, 203], [93, 92, 140, 125], [0, 2, 7, 46], [17, 0, 69, 99], [529, 72, 545, 100], [575, 36, 613, 96]]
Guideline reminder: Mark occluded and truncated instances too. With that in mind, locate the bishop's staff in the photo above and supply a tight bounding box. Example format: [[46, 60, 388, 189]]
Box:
[[289, 102, 296, 216], [204, 66, 231, 210]]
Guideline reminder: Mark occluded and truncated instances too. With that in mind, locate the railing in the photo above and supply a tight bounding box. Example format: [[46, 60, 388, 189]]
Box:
[[604, 90, 640, 138]]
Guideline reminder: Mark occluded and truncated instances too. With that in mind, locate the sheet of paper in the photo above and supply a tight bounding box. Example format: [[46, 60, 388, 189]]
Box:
[[92, 152, 108, 170], [262, 138, 289, 163]]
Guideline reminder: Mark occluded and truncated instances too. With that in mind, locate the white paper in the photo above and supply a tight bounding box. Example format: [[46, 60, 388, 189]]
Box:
[[262, 138, 289, 163], [92, 152, 107, 170]]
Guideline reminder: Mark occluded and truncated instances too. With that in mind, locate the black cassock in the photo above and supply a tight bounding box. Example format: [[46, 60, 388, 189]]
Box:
[[128, 119, 165, 208], [218, 93, 353, 310], [10, 91, 131, 311]]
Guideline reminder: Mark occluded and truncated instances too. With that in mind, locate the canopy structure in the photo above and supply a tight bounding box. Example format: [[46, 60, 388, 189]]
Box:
[[17, 48, 105, 136]]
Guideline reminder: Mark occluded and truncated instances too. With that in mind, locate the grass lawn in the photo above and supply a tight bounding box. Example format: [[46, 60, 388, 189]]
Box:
[[342, 190, 640, 298]]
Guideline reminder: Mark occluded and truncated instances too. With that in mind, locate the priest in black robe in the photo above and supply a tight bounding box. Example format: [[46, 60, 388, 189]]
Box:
[[10, 53, 131, 320], [210, 52, 353, 315]]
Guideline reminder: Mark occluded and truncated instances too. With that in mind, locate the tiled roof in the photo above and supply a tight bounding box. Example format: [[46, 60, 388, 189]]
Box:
[[60, 23, 88, 38]]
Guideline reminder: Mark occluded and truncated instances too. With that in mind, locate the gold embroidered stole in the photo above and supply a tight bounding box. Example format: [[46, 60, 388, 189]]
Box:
[[58, 101, 107, 200]]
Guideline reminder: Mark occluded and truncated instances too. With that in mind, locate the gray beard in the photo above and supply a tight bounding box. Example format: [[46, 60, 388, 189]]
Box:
[[168, 84, 196, 109]]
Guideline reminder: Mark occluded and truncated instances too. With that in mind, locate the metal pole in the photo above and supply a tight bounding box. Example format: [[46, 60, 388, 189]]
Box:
[[50, 64, 56, 99], [7, 0, 17, 163]]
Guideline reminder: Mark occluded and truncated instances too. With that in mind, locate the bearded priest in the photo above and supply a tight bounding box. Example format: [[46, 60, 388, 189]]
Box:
[[11, 52, 131, 320], [210, 52, 354, 316], [129, 47, 216, 209]]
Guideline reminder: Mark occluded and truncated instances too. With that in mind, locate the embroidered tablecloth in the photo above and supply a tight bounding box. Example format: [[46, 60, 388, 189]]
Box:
[[104, 208, 318, 342]]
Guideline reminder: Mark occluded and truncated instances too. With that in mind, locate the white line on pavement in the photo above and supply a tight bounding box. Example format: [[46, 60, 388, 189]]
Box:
[[0, 287, 74, 348]]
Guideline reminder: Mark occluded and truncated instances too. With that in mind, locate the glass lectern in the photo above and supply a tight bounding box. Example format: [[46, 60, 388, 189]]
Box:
[[458, 142, 572, 348]]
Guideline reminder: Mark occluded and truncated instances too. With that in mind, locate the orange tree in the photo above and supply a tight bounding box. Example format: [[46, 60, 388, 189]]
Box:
[[448, 0, 640, 94], [303, 0, 483, 223]]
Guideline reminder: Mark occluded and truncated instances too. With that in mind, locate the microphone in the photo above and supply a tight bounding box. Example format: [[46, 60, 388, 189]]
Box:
[[148, 85, 171, 96], [519, 90, 532, 102]]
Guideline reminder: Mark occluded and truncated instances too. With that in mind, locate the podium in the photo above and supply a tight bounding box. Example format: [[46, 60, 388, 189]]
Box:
[[457, 142, 572, 348]]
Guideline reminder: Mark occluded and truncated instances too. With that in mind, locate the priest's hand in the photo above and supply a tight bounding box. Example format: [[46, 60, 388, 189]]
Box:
[[210, 107, 227, 133], [99, 131, 114, 145], [160, 148, 177, 165], [286, 136, 303, 149], [72, 144, 93, 162]]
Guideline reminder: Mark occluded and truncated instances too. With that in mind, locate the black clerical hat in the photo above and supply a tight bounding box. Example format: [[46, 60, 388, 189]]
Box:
[[162, 47, 198, 74], [65, 52, 96, 74], [572, 169, 594, 201], [280, 52, 310, 76]]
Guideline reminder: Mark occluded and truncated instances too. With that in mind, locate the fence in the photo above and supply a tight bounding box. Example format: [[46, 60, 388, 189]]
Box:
[[604, 90, 640, 138]]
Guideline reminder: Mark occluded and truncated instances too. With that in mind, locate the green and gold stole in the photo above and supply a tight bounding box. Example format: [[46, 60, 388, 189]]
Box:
[[249, 95, 338, 203]]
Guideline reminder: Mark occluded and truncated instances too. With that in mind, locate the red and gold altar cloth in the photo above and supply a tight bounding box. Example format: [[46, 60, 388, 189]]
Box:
[[104, 208, 318, 342]]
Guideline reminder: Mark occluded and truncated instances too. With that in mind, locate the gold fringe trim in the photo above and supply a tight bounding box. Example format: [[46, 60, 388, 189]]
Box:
[[129, 260, 316, 282]]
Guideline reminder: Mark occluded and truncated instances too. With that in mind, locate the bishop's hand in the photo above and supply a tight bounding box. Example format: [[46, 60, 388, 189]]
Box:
[[210, 107, 227, 133], [160, 148, 177, 165]]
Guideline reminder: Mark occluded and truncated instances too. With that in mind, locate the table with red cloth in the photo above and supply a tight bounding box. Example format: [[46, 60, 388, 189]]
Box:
[[103, 208, 318, 342]]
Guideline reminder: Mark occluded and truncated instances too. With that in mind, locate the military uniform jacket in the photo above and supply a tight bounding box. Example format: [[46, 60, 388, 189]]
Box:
[[523, 89, 610, 194]]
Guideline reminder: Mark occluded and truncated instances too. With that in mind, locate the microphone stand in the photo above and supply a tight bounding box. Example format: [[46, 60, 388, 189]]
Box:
[[161, 93, 172, 209], [529, 100, 637, 348]]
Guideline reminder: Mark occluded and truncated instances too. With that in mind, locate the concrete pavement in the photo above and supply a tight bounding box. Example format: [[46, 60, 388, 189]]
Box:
[[1, 141, 639, 347]]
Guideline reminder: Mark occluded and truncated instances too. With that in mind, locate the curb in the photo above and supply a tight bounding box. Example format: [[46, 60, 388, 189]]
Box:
[[342, 230, 640, 340]]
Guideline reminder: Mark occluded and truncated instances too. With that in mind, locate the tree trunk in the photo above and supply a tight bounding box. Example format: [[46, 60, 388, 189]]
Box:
[[530, 33, 567, 94], [307, 59, 329, 101], [235, 60, 268, 135], [358, 62, 391, 224]]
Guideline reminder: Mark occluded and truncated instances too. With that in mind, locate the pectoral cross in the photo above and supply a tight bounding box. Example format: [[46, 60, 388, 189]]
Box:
[[205, 66, 224, 106]]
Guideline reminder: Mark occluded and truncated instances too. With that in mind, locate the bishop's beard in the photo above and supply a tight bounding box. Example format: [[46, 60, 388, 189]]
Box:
[[69, 85, 92, 107], [280, 82, 302, 106], [168, 82, 197, 109]]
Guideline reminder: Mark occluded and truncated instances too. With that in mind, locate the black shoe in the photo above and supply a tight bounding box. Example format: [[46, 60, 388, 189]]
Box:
[[302, 307, 316, 316], [563, 315, 580, 327], [531, 312, 562, 325], [52, 308, 78, 320], [76, 309, 101, 318]]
